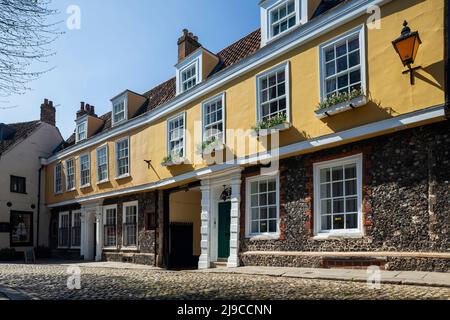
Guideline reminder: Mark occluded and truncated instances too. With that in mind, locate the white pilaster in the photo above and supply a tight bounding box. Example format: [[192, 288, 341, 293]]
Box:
[[95, 206, 103, 262], [198, 179, 211, 269], [227, 175, 241, 268], [80, 209, 86, 259]]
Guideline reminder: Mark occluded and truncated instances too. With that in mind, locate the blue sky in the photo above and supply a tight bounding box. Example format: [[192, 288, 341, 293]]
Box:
[[1, 0, 260, 139]]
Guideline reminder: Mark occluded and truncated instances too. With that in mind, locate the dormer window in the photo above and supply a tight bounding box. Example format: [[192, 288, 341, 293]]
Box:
[[175, 30, 219, 95], [176, 50, 202, 95], [110, 90, 146, 127], [113, 101, 126, 124], [270, 0, 296, 38], [181, 63, 198, 92], [76, 121, 87, 142], [260, 0, 309, 46]]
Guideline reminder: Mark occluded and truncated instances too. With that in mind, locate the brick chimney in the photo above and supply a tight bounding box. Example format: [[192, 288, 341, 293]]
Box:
[[177, 29, 201, 63], [40, 98, 56, 126], [76, 101, 97, 119]]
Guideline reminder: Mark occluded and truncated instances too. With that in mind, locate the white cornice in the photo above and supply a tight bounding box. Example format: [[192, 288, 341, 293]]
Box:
[[42, 0, 392, 165], [46, 104, 446, 208]]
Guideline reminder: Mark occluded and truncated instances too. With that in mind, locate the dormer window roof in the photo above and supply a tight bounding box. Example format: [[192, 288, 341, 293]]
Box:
[[260, 0, 309, 46]]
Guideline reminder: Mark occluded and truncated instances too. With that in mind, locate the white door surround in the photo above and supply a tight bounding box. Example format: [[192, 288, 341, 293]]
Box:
[[198, 168, 242, 269], [80, 202, 102, 261]]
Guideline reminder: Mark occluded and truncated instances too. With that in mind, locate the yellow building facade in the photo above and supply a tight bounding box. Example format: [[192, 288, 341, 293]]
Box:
[[43, 0, 450, 271]]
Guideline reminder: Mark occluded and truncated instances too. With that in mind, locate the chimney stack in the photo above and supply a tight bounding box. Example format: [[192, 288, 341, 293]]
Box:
[[76, 101, 97, 119], [40, 98, 56, 126], [177, 29, 201, 63]]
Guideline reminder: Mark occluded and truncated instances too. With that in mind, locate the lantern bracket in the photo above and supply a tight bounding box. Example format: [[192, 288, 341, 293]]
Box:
[[402, 65, 422, 85]]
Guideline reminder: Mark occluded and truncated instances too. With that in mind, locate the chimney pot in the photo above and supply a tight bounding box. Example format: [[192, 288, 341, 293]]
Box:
[[80, 102, 85, 111]]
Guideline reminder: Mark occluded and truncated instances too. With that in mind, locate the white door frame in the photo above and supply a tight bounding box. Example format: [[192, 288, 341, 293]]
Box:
[[80, 202, 102, 261], [198, 168, 242, 269]]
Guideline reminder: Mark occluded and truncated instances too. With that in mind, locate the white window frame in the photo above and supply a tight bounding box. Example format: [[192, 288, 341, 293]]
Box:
[[256, 61, 291, 124], [111, 95, 128, 126], [167, 112, 186, 159], [319, 25, 367, 102], [58, 211, 70, 249], [96, 144, 109, 184], [76, 120, 87, 143], [176, 50, 202, 95], [260, 0, 307, 46], [202, 92, 226, 144], [54, 163, 63, 194], [103, 204, 118, 249], [115, 137, 130, 179], [79, 153, 91, 188], [65, 158, 76, 191], [245, 172, 280, 239], [71, 210, 81, 249], [180, 63, 198, 92], [313, 154, 363, 238], [122, 201, 139, 249]]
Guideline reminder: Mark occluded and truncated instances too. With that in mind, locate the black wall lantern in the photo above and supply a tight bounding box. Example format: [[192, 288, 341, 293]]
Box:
[[392, 21, 422, 85]]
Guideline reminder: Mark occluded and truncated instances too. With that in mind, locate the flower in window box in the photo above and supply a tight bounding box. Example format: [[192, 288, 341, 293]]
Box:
[[196, 136, 224, 156], [315, 88, 367, 119], [252, 113, 290, 136], [161, 151, 184, 167]]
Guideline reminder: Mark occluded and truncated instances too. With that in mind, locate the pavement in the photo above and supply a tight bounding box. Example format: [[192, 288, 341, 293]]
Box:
[[58, 261, 450, 288], [0, 261, 448, 300]]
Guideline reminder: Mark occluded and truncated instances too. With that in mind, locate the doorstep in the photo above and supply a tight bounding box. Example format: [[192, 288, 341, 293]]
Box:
[[188, 266, 450, 288]]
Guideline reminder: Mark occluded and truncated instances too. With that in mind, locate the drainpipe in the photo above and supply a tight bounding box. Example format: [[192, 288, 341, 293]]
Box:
[[446, 0, 450, 117], [36, 164, 44, 251], [154, 190, 158, 267]]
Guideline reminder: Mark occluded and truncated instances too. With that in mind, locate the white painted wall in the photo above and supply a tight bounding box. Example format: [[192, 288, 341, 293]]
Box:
[[0, 123, 63, 251]]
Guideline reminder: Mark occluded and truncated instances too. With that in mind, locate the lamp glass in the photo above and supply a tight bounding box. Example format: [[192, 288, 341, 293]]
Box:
[[393, 33, 421, 66]]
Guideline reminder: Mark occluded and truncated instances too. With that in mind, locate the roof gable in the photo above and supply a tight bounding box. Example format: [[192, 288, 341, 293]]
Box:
[[0, 121, 41, 156]]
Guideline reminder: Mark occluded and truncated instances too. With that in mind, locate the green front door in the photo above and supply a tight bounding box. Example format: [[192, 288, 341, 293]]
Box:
[[218, 202, 231, 259]]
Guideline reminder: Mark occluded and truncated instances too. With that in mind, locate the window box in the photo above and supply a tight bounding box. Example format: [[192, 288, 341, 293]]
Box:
[[115, 173, 130, 181], [253, 122, 292, 137], [202, 143, 225, 157], [252, 113, 291, 137], [161, 157, 186, 167], [161, 155, 185, 167], [315, 94, 367, 119], [197, 136, 225, 157]]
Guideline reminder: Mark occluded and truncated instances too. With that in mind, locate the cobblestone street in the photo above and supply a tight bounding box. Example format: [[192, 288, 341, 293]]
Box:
[[0, 263, 449, 300]]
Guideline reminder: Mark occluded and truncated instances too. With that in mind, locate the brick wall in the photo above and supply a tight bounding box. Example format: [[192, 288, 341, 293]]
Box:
[[240, 120, 450, 271]]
